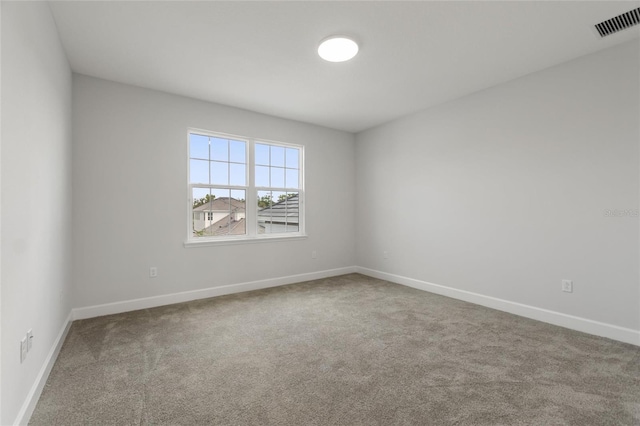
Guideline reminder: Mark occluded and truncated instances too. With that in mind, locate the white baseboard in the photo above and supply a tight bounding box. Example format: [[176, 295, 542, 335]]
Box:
[[14, 311, 73, 426], [356, 266, 640, 347], [72, 266, 357, 320]]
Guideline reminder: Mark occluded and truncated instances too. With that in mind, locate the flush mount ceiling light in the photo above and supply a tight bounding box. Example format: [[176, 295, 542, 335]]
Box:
[[318, 36, 359, 62]]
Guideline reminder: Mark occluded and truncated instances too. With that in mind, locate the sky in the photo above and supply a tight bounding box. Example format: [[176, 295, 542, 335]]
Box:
[[189, 133, 300, 202]]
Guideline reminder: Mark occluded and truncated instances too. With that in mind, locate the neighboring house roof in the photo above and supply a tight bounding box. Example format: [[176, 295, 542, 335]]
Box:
[[258, 194, 299, 224], [201, 216, 246, 236], [193, 197, 245, 212]]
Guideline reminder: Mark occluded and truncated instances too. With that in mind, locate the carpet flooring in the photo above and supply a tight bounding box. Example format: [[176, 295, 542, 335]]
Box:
[[31, 273, 640, 425]]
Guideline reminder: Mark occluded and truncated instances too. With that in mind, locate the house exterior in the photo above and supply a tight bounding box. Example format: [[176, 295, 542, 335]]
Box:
[[257, 194, 299, 234], [193, 197, 246, 236], [192, 195, 299, 236]]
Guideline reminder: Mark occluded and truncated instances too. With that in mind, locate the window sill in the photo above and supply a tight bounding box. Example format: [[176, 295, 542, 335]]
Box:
[[183, 234, 308, 248]]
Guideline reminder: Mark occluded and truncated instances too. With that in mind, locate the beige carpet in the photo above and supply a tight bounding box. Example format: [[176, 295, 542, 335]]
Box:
[[31, 274, 640, 425]]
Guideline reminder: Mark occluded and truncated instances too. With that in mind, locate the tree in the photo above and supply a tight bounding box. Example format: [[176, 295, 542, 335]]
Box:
[[257, 194, 272, 208], [278, 193, 296, 203], [257, 193, 296, 208], [193, 193, 215, 208]]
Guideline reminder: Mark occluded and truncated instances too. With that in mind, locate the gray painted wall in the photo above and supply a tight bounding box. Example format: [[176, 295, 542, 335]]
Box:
[[356, 40, 639, 331], [71, 75, 356, 308], [1, 2, 73, 424]]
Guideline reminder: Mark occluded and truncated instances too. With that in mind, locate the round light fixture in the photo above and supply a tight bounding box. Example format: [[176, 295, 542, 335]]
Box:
[[318, 36, 359, 62]]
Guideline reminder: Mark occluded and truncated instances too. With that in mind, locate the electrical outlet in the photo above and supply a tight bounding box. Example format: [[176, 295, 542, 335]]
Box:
[[149, 267, 158, 278], [27, 329, 33, 352], [20, 337, 27, 363], [562, 279, 573, 293], [311, 250, 317, 259]]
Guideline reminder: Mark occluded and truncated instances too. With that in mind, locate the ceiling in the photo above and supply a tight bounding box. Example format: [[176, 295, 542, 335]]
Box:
[[48, 1, 640, 133]]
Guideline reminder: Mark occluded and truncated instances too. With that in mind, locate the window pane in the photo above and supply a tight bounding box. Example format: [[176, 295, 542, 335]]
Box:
[[272, 191, 287, 234], [190, 134, 209, 160], [192, 187, 213, 238], [210, 187, 232, 236], [230, 163, 246, 186], [285, 169, 298, 189], [273, 191, 286, 204], [192, 187, 210, 204], [255, 144, 269, 166], [212, 188, 230, 200], [285, 192, 299, 233], [257, 190, 272, 206], [230, 189, 245, 203], [256, 165, 269, 187], [207, 189, 244, 229], [190, 159, 209, 184], [213, 215, 231, 236], [211, 138, 228, 161], [271, 167, 284, 188], [257, 191, 300, 235], [271, 146, 285, 167], [211, 161, 229, 185], [222, 190, 246, 236], [285, 148, 299, 169], [229, 139, 246, 164], [257, 190, 273, 234]]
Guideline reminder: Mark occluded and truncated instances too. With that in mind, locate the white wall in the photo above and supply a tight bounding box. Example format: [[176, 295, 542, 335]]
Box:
[[1, 2, 73, 424], [356, 40, 639, 333], [72, 75, 355, 308]]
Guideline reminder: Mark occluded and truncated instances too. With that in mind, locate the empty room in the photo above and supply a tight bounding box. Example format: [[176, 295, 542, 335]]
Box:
[[1, 1, 639, 425]]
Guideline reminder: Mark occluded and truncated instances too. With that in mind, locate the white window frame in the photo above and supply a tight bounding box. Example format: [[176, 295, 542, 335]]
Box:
[[185, 128, 306, 247]]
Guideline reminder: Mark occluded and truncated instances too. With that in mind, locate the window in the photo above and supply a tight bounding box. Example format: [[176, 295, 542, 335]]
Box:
[[255, 143, 300, 234], [187, 130, 304, 245]]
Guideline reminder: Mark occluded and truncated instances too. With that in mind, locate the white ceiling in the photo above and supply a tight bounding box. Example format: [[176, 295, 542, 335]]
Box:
[[48, 1, 640, 133]]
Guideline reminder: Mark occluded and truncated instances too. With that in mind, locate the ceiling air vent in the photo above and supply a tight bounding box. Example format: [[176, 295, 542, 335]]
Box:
[[594, 8, 640, 37]]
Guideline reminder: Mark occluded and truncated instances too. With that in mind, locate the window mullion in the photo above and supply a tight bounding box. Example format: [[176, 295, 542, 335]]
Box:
[[246, 140, 257, 237], [208, 136, 212, 184], [226, 139, 231, 186]]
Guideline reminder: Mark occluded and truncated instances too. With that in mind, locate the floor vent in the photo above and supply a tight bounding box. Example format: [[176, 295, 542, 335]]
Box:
[[595, 8, 640, 37]]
